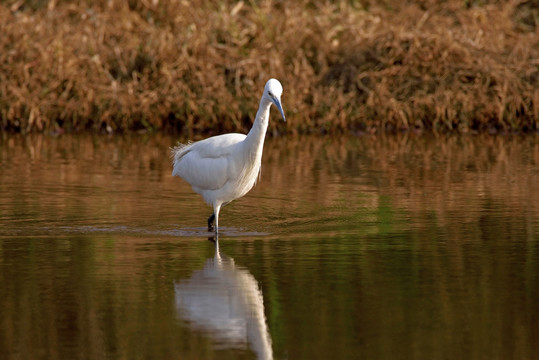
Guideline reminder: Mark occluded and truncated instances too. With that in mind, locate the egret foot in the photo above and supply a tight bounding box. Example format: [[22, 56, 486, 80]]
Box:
[[207, 213, 215, 232]]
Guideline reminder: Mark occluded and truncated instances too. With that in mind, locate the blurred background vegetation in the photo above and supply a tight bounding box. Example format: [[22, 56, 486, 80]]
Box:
[[0, 0, 537, 134]]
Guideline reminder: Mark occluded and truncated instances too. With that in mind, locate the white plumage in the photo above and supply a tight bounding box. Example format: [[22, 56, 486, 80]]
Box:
[[171, 79, 286, 233]]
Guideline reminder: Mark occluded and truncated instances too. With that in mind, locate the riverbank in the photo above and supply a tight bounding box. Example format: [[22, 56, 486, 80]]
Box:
[[1, 0, 537, 134]]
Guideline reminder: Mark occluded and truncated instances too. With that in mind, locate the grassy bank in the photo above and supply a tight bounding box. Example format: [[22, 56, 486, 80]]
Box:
[[0, 0, 537, 134]]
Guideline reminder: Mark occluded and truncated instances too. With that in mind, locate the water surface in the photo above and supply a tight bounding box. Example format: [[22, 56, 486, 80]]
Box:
[[0, 133, 538, 359]]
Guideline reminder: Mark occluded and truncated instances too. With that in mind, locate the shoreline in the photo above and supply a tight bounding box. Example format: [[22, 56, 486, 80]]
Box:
[[1, 1, 537, 134]]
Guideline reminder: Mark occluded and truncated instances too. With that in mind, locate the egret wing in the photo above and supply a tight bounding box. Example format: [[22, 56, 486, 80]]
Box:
[[193, 133, 246, 158], [172, 133, 246, 191]]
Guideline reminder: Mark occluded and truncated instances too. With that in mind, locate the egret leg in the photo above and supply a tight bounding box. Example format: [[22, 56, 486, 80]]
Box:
[[213, 203, 221, 235], [207, 213, 215, 232]]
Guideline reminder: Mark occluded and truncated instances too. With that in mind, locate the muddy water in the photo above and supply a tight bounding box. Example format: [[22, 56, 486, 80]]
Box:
[[0, 133, 538, 359]]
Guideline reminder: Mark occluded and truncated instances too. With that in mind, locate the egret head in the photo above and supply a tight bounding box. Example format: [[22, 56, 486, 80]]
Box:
[[264, 79, 286, 122]]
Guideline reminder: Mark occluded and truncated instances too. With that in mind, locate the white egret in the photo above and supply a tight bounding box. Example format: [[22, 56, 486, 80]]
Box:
[[171, 79, 286, 233]]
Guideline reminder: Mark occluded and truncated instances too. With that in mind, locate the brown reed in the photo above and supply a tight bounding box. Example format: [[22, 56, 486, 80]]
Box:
[[0, 0, 537, 134]]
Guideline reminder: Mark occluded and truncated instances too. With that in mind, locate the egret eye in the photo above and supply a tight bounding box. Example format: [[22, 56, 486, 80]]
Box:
[[268, 91, 274, 98]]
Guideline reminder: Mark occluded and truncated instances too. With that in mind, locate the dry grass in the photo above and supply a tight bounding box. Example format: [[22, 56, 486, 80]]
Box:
[[0, 0, 537, 134]]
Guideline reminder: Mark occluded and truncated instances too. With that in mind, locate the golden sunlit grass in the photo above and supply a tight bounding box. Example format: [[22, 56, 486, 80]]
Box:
[[0, 0, 537, 133]]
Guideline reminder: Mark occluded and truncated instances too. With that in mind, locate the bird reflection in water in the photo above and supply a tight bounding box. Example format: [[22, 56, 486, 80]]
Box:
[[174, 236, 273, 360]]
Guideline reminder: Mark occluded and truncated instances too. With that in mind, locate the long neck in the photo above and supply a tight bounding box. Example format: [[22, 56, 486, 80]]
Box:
[[244, 97, 272, 155]]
